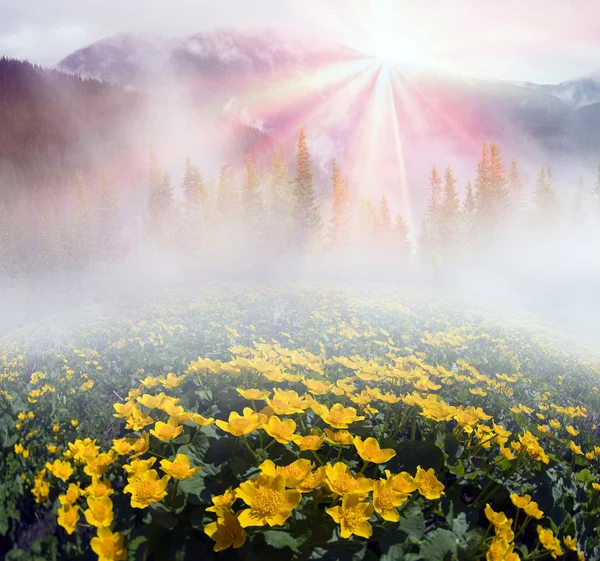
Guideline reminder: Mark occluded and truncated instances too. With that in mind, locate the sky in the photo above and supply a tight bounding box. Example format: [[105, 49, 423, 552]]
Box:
[[1, 0, 600, 84]]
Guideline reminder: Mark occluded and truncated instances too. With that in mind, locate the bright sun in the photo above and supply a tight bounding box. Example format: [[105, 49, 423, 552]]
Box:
[[365, 35, 428, 68]]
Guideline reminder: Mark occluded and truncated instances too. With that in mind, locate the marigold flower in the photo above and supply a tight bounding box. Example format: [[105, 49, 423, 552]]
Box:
[[262, 415, 297, 444], [191, 413, 215, 427], [84, 496, 114, 528], [204, 509, 246, 552], [150, 417, 184, 441], [90, 528, 127, 561], [236, 474, 301, 527], [570, 441, 583, 455], [46, 459, 74, 482], [123, 469, 170, 508], [140, 376, 161, 388], [60, 483, 82, 505], [57, 503, 79, 535], [14, 443, 23, 455], [215, 408, 262, 436], [485, 504, 510, 527], [112, 438, 134, 455], [486, 537, 516, 561], [373, 479, 408, 522], [353, 436, 396, 464], [123, 457, 157, 481], [130, 432, 150, 458], [563, 536, 577, 551], [324, 428, 354, 446], [236, 388, 270, 401], [22, 449, 30, 459], [315, 403, 364, 429], [566, 425, 579, 437], [537, 525, 564, 558], [523, 501, 544, 519], [510, 493, 531, 509], [113, 400, 135, 418], [326, 493, 374, 538], [206, 487, 237, 513], [84, 478, 114, 498], [325, 462, 373, 498], [259, 459, 314, 487], [414, 466, 444, 499], [160, 372, 185, 389], [160, 454, 201, 480], [384, 469, 418, 495], [295, 466, 327, 493], [292, 428, 325, 451]]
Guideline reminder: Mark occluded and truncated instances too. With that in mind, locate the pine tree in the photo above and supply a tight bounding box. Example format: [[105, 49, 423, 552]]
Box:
[[265, 149, 294, 250], [439, 165, 460, 254], [474, 141, 491, 219], [293, 127, 321, 247], [242, 154, 264, 222], [330, 158, 350, 249], [421, 166, 442, 254], [394, 213, 411, 258], [217, 164, 236, 215], [508, 159, 524, 214], [534, 166, 559, 218], [148, 170, 175, 240], [463, 181, 476, 215]]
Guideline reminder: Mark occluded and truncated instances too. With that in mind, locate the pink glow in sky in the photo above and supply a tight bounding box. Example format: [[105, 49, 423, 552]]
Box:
[[1, 0, 600, 83]]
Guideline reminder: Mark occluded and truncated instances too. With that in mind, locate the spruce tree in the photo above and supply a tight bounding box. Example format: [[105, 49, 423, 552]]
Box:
[[394, 213, 411, 258], [293, 127, 321, 247], [97, 165, 121, 255], [330, 158, 350, 249]]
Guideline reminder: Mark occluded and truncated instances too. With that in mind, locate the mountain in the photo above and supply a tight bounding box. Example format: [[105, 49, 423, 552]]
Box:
[[535, 75, 600, 109], [45, 32, 600, 207]]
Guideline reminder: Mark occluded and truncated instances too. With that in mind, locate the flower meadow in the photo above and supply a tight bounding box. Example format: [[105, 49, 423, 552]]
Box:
[[1, 286, 600, 561]]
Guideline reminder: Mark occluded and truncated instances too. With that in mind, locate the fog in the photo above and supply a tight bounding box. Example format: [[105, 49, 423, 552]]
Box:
[[2, 36, 600, 355]]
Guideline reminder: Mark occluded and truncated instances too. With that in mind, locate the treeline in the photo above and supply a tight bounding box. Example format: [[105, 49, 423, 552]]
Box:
[[1, 126, 600, 281]]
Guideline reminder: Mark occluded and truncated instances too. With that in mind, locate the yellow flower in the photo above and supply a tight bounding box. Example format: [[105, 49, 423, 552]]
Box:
[[160, 454, 201, 480], [485, 504, 510, 527], [112, 437, 134, 455], [292, 428, 325, 451], [140, 376, 162, 388], [314, 403, 364, 429], [130, 432, 150, 458], [22, 449, 30, 459], [204, 509, 246, 552], [46, 444, 59, 454], [137, 392, 167, 409], [71, 419, 79, 428], [57, 503, 79, 535], [592, 483, 600, 491], [486, 537, 516, 561], [123, 469, 171, 508], [384, 470, 418, 496], [537, 525, 564, 558], [353, 436, 396, 464], [206, 487, 237, 513], [161, 372, 185, 389], [373, 479, 408, 522], [90, 528, 127, 561], [324, 428, 354, 446], [262, 415, 297, 444], [215, 408, 262, 436], [53, 424, 60, 432], [236, 474, 302, 527], [236, 388, 270, 401], [84, 496, 114, 528], [45, 459, 74, 482], [123, 457, 157, 481], [84, 478, 114, 499], [60, 483, 82, 505], [84, 451, 117, 479], [570, 441, 583, 455], [585, 451, 595, 460], [500, 446, 517, 460], [566, 425, 579, 437], [113, 400, 135, 418], [150, 417, 184, 441], [523, 501, 544, 519], [295, 467, 327, 493], [259, 459, 314, 487], [325, 462, 373, 498], [549, 420, 561, 429], [14, 443, 23, 455], [563, 536, 577, 551], [191, 413, 215, 427], [414, 466, 444, 500], [326, 494, 374, 538], [510, 493, 531, 509]]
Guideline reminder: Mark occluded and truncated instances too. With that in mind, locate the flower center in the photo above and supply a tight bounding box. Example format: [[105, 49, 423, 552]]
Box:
[[136, 480, 158, 500], [252, 488, 285, 517]]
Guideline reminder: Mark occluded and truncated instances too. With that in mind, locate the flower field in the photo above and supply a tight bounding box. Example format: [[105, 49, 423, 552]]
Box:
[[1, 286, 600, 561]]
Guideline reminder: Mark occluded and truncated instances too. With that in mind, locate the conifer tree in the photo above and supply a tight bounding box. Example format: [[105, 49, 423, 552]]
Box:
[[217, 164, 236, 215], [439, 165, 461, 254], [293, 127, 321, 247], [242, 154, 264, 223], [570, 176, 586, 226], [394, 213, 411, 258], [330, 158, 350, 249], [148, 170, 175, 240], [534, 166, 559, 218], [463, 181, 476, 215], [420, 166, 442, 254], [508, 159, 524, 214]]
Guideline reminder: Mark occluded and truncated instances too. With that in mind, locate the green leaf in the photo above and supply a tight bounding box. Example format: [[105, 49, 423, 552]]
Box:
[[419, 529, 458, 561], [576, 469, 595, 485], [263, 530, 300, 552], [398, 504, 425, 540]]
